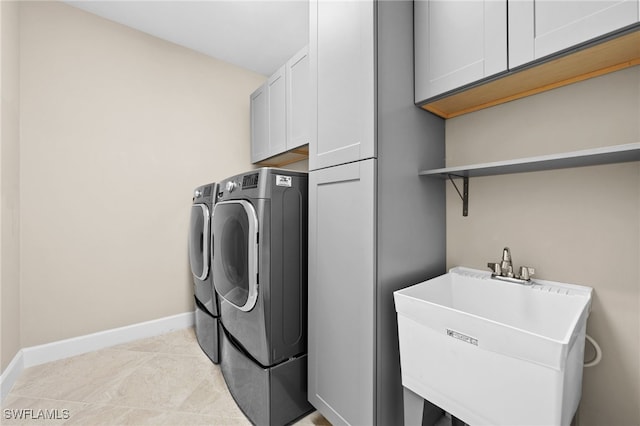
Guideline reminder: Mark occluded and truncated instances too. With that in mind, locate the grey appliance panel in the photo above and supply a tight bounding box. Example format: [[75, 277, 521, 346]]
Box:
[[194, 300, 220, 364], [219, 326, 313, 425]]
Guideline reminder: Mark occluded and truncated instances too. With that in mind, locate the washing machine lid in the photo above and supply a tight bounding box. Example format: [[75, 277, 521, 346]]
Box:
[[211, 200, 259, 312], [188, 203, 210, 280]]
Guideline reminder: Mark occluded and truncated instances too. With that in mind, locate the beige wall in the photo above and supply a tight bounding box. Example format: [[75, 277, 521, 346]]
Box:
[[18, 1, 266, 347], [445, 66, 640, 426], [1, 0, 22, 372]]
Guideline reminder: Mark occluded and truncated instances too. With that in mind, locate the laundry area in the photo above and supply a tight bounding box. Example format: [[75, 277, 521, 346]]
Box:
[[1, 1, 639, 426]]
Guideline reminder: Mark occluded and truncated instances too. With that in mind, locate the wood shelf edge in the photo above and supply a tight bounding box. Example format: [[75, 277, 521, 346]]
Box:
[[255, 144, 309, 167], [419, 28, 640, 119], [442, 59, 640, 119]]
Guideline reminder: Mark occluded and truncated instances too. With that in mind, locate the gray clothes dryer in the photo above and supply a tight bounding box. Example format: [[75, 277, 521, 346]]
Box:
[[188, 183, 220, 364], [211, 168, 312, 425]]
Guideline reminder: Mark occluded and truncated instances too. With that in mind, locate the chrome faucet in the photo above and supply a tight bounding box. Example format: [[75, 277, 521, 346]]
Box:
[[488, 247, 535, 285]]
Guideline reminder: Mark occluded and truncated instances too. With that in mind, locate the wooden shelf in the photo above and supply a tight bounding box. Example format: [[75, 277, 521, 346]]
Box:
[[418, 26, 640, 119], [420, 143, 640, 178], [255, 145, 309, 167]]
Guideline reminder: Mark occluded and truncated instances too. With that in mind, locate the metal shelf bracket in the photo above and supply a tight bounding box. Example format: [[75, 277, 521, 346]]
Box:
[[448, 174, 469, 217]]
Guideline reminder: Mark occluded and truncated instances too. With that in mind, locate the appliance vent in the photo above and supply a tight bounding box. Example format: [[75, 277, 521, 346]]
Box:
[[242, 173, 259, 189]]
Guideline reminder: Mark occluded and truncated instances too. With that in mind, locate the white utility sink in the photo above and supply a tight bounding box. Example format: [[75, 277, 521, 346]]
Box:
[[394, 267, 592, 426]]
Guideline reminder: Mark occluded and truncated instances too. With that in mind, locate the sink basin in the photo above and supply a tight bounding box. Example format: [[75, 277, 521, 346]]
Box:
[[394, 267, 592, 426]]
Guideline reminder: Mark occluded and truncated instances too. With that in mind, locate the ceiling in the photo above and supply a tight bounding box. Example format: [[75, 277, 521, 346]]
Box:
[[64, 0, 309, 76]]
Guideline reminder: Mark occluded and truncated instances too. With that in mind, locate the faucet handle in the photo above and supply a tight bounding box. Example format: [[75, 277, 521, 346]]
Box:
[[519, 266, 535, 281], [487, 262, 501, 275]]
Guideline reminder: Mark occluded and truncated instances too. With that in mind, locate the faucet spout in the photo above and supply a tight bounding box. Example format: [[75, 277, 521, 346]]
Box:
[[500, 247, 513, 277], [501, 247, 511, 262]]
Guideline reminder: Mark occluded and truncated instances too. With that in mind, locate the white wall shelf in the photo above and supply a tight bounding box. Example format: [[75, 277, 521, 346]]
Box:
[[420, 142, 640, 216]]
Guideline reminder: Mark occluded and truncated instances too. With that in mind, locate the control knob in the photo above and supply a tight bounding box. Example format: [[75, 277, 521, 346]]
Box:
[[226, 181, 237, 192]]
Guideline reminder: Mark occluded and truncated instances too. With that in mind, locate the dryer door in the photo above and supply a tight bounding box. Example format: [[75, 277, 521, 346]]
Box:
[[189, 203, 210, 280], [211, 200, 259, 312]]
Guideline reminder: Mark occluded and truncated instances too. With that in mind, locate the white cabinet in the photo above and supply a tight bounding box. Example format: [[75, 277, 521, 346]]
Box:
[[309, 0, 375, 170], [414, 0, 507, 101], [287, 46, 310, 151], [250, 83, 268, 162], [308, 159, 376, 426], [509, 0, 639, 68], [266, 66, 286, 158], [250, 46, 310, 164]]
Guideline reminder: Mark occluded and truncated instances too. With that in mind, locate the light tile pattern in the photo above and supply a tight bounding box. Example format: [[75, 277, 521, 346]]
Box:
[[2, 328, 330, 426]]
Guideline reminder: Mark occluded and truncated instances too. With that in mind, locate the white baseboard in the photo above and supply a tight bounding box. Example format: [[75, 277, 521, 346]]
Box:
[[1, 311, 194, 404], [21, 312, 194, 367], [1, 351, 24, 403]]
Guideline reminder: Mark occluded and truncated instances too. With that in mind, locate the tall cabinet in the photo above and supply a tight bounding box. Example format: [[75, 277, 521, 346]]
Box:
[[307, 1, 446, 425]]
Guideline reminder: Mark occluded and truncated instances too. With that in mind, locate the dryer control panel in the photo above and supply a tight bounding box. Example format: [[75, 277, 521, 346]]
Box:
[[218, 172, 260, 199], [217, 168, 306, 202]]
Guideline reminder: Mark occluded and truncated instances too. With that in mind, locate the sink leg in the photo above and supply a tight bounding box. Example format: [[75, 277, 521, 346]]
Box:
[[403, 387, 424, 426], [451, 415, 468, 426], [422, 401, 446, 425], [403, 387, 446, 426]]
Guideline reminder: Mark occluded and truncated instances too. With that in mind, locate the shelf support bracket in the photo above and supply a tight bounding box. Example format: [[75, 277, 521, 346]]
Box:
[[447, 174, 468, 217]]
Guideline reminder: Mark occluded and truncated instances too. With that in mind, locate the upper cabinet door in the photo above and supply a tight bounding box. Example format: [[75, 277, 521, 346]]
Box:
[[267, 65, 287, 157], [414, 0, 507, 102], [509, 0, 639, 69], [250, 83, 268, 163], [286, 46, 310, 151], [309, 0, 376, 171]]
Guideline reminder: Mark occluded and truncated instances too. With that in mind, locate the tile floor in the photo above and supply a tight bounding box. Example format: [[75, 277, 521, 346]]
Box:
[[2, 328, 330, 425]]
